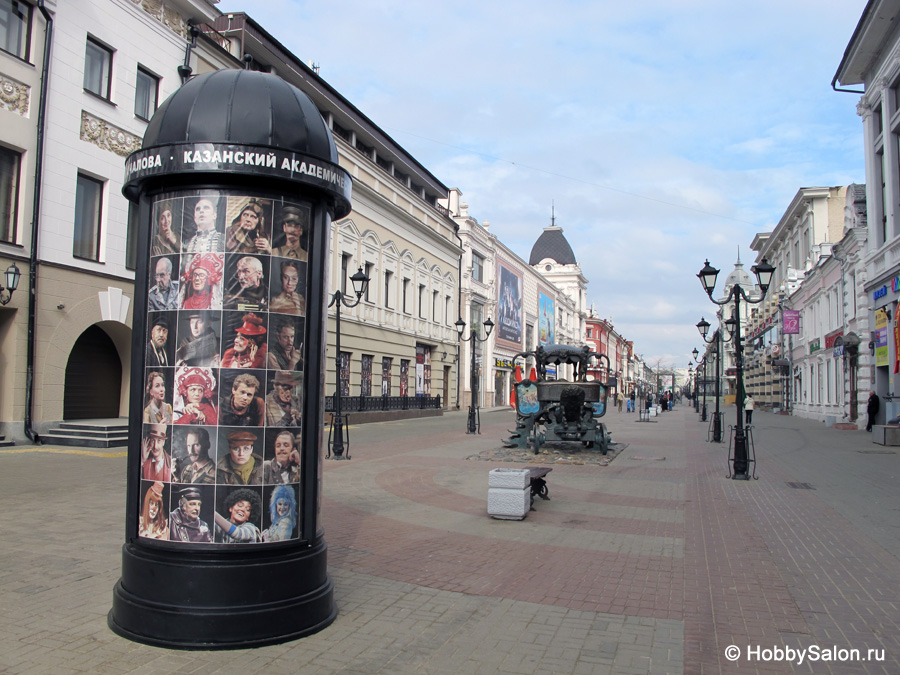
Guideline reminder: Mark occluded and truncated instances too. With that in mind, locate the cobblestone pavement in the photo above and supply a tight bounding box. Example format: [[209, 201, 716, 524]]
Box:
[[1, 405, 898, 673]]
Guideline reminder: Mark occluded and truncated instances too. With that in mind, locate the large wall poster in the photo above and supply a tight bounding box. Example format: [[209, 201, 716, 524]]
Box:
[[141, 189, 310, 548], [538, 291, 556, 347], [496, 262, 523, 350]]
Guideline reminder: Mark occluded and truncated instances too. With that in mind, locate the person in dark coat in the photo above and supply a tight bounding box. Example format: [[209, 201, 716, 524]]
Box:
[[866, 391, 880, 432]]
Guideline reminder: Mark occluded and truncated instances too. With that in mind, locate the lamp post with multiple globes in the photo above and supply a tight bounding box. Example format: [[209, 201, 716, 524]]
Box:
[[697, 258, 775, 478]]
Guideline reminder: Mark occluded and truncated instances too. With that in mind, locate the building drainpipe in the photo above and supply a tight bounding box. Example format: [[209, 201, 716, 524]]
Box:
[[24, 2, 53, 444], [454, 223, 463, 409]]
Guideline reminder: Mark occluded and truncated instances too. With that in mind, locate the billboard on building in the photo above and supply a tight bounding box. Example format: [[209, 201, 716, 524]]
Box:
[[538, 291, 555, 346], [875, 308, 889, 367], [496, 262, 523, 349]]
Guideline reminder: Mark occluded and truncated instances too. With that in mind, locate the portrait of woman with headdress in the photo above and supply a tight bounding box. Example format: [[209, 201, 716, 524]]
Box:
[[139, 481, 169, 540], [174, 366, 218, 426], [178, 252, 224, 310]]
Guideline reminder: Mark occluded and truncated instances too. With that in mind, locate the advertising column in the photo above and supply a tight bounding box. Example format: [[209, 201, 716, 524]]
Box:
[[109, 70, 352, 649]]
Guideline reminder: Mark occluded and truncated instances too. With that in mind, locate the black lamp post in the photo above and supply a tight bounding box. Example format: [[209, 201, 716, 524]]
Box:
[[691, 348, 700, 413], [697, 258, 775, 478], [327, 266, 370, 459], [697, 316, 731, 443], [0, 262, 20, 305], [456, 315, 494, 434]]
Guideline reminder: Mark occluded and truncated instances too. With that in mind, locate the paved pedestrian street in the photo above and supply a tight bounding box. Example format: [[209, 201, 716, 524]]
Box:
[[2, 405, 899, 673]]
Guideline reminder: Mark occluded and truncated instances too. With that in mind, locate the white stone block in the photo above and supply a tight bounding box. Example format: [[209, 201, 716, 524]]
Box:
[[487, 487, 530, 520], [488, 468, 531, 489]]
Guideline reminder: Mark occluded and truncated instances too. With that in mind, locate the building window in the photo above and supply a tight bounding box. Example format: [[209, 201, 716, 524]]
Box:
[[418, 283, 425, 318], [360, 354, 373, 396], [134, 67, 158, 121], [0, 0, 31, 60], [340, 253, 350, 294], [84, 37, 113, 99], [402, 277, 410, 314], [445, 295, 451, 325], [432, 290, 439, 322], [0, 146, 20, 243], [364, 262, 373, 302], [74, 173, 102, 261], [472, 252, 484, 282], [384, 270, 392, 308]]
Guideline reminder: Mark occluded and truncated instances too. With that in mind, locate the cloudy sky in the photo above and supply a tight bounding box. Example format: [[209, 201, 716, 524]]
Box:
[[220, 0, 868, 367]]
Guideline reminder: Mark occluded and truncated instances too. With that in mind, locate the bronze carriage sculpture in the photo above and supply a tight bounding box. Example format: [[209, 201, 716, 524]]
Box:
[[504, 344, 611, 454]]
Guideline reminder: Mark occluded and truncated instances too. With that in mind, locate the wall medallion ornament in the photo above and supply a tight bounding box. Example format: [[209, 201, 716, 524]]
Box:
[[0, 75, 30, 116], [80, 111, 142, 157]]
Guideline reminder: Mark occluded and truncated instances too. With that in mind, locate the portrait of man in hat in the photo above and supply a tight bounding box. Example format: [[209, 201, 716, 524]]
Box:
[[271, 205, 308, 260], [267, 316, 303, 372], [169, 485, 213, 543], [221, 313, 268, 369], [224, 255, 268, 312], [214, 487, 263, 543], [148, 256, 180, 311], [174, 366, 218, 426], [173, 426, 216, 485], [175, 309, 220, 367], [183, 194, 224, 254], [146, 313, 173, 368], [220, 372, 266, 427], [178, 252, 224, 311], [265, 370, 302, 427], [217, 429, 264, 485], [141, 423, 172, 482]]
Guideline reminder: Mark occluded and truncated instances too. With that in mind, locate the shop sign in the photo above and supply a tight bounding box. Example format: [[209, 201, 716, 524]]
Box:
[[809, 338, 820, 354], [875, 308, 889, 367], [874, 285, 888, 301], [833, 346, 844, 357], [783, 310, 800, 335], [495, 358, 515, 369], [824, 330, 843, 349]]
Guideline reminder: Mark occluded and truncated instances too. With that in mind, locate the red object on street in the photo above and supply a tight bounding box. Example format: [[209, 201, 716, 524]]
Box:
[[514, 365, 523, 382]]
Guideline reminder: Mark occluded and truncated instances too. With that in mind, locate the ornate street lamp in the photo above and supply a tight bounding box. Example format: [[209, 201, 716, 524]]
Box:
[[697, 258, 775, 479], [0, 262, 20, 305], [327, 266, 370, 459], [456, 315, 494, 434]]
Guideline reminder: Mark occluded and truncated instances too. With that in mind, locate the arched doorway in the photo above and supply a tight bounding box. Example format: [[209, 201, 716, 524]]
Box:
[[64, 325, 122, 419]]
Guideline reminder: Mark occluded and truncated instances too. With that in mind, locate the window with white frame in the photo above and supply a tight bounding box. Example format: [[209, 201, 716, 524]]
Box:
[[84, 37, 113, 100], [0, 0, 31, 60], [472, 252, 484, 282], [384, 270, 392, 308], [74, 173, 103, 261], [364, 262, 373, 302], [134, 67, 159, 121], [402, 277, 410, 313], [0, 146, 20, 243]]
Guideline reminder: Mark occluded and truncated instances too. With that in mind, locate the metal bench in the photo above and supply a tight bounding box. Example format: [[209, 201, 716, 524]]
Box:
[[525, 466, 552, 506]]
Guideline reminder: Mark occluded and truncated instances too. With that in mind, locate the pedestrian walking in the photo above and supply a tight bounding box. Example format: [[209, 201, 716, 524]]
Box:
[[867, 391, 880, 432], [617, 391, 624, 412], [629, 391, 636, 413], [744, 394, 755, 425]]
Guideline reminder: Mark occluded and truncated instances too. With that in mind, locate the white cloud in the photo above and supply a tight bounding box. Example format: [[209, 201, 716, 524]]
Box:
[[219, 0, 868, 363]]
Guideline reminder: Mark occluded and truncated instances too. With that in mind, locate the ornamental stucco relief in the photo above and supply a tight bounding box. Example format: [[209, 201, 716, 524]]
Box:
[[130, 0, 188, 39], [0, 74, 30, 117], [80, 111, 142, 157]]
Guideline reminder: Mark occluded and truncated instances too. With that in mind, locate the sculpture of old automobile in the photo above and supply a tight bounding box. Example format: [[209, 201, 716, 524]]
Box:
[[503, 344, 611, 454]]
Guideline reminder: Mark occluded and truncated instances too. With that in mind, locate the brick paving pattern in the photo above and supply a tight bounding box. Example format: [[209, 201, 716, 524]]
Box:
[[0, 405, 898, 673]]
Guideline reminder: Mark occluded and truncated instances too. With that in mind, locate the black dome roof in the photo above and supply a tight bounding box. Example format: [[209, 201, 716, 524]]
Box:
[[143, 69, 337, 161], [529, 226, 577, 266]]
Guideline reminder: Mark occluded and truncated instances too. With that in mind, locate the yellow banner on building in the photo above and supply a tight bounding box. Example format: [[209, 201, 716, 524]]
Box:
[[875, 308, 889, 367]]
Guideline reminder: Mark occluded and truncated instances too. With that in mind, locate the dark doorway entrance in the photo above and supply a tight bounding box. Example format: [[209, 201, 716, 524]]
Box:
[[64, 325, 122, 419]]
